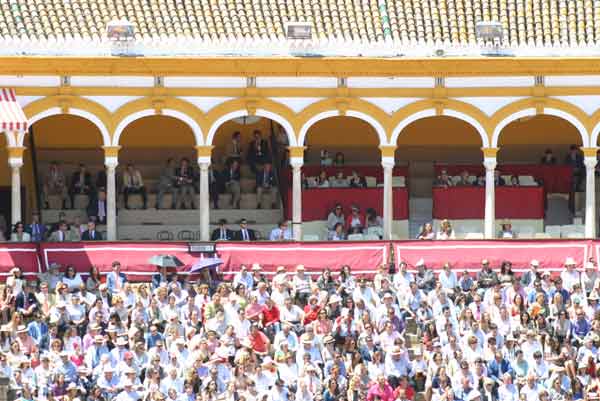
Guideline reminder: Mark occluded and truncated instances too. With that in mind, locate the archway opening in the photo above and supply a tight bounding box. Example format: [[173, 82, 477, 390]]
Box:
[[395, 115, 485, 238], [497, 114, 584, 227], [498, 115, 582, 163], [301, 116, 391, 239], [28, 114, 104, 227]]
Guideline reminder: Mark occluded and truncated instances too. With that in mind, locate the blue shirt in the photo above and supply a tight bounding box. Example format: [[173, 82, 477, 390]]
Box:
[[269, 228, 292, 241]]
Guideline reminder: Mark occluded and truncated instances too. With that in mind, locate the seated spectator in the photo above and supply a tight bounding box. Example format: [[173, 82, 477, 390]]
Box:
[[81, 220, 102, 241], [541, 148, 557, 165], [456, 171, 471, 186], [247, 130, 271, 173], [333, 152, 345, 166], [69, 215, 84, 241], [346, 205, 365, 234], [122, 163, 147, 209], [87, 190, 108, 225], [222, 159, 241, 209], [269, 221, 292, 241], [225, 131, 243, 162], [26, 211, 46, 242], [156, 158, 177, 209], [348, 170, 366, 188], [436, 219, 455, 240], [329, 222, 345, 240], [494, 171, 506, 186], [320, 149, 333, 166], [235, 218, 257, 241], [69, 163, 92, 208], [10, 222, 30, 242], [316, 171, 330, 188], [327, 204, 344, 232], [174, 158, 196, 209], [509, 175, 519, 186], [256, 162, 276, 207], [61, 265, 83, 292], [417, 223, 435, 240], [498, 220, 516, 239], [48, 220, 75, 242], [211, 218, 234, 241], [474, 175, 485, 186], [365, 208, 383, 231], [44, 161, 69, 209], [331, 171, 349, 188], [434, 170, 453, 188]]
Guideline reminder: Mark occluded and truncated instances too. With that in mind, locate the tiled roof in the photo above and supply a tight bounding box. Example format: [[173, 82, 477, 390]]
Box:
[[0, 0, 599, 54]]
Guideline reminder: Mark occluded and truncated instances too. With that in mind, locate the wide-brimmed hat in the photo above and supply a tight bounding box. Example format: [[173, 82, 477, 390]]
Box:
[[530, 259, 539, 267], [16, 325, 28, 334], [565, 257, 577, 266]]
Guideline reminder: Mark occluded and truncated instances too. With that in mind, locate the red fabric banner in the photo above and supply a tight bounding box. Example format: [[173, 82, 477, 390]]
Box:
[[394, 240, 591, 273], [0, 243, 40, 278], [284, 187, 409, 221], [39, 242, 202, 281], [434, 164, 573, 193], [432, 187, 545, 219], [216, 241, 389, 277]]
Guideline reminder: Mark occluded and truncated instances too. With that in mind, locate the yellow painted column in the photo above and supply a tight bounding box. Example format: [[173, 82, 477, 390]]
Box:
[[7, 145, 25, 226], [380, 145, 396, 240], [103, 146, 120, 241], [581, 147, 598, 238], [482, 147, 499, 239], [196, 146, 214, 241], [289, 146, 305, 240]]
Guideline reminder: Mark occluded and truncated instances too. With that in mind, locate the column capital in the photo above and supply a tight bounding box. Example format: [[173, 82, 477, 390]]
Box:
[[287, 146, 306, 159], [581, 147, 599, 158], [381, 158, 395, 169], [196, 145, 214, 165], [483, 157, 497, 171], [290, 157, 304, 168], [481, 147, 499, 158], [379, 145, 397, 159], [584, 156, 598, 169], [8, 146, 24, 168], [102, 146, 121, 158]]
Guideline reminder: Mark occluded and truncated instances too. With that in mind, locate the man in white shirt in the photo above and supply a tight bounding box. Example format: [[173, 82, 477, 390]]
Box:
[[274, 322, 299, 353], [269, 221, 293, 241], [520, 374, 540, 401], [561, 257, 581, 292], [498, 373, 518, 401]]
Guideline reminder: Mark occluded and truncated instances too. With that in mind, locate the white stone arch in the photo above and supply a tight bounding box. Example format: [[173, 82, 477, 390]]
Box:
[[113, 109, 204, 146], [23, 107, 111, 147], [206, 109, 296, 146], [390, 108, 490, 147], [298, 110, 388, 146], [493, 108, 589, 148], [1, 130, 16, 147]]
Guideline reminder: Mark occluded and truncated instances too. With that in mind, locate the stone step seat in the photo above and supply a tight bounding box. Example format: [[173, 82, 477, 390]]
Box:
[[117, 223, 277, 241], [42, 208, 283, 225]]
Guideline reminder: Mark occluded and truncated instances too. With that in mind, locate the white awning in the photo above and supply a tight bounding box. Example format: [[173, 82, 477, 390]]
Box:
[[0, 88, 28, 132]]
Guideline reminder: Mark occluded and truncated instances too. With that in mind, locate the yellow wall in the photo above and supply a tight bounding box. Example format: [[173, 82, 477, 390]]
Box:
[[32, 115, 103, 148], [499, 115, 581, 145], [397, 116, 481, 146], [120, 115, 195, 148]]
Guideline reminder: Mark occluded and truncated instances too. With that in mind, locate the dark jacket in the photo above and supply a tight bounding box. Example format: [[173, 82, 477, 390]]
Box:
[[234, 228, 257, 241], [211, 228, 235, 241], [81, 230, 102, 241]]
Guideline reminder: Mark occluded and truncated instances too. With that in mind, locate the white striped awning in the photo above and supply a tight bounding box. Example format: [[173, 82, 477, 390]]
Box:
[[0, 88, 28, 132]]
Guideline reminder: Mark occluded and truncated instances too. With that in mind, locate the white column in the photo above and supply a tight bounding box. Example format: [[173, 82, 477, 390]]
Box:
[[199, 160, 210, 241], [382, 157, 394, 240], [9, 157, 23, 226], [105, 158, 118, 241], [484, 157, 497, 239], [291, 157, 303, 240], [585, 156, 598, 238]]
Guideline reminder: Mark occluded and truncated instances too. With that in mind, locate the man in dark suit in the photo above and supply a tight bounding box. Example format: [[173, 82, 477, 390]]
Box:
[[247, 130, 271, 173], [211, 219, 234, 241], [15, 281, 38, 318], [81, 220, 102, 241], [26, 211, 47, 242], [174, 158, 196, 209], [256, 163, 276, 207], [87, 190, 108, 225], [69, 163, 93, 207], [234, 218, 257, 241], [222, 160, 241, 209]]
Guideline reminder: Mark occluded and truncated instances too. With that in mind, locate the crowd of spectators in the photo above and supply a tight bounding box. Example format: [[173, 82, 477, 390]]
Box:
[[1, 255, 600, 401]]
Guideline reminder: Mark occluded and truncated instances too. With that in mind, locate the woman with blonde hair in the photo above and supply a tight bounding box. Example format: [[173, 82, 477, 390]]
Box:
[[436, 219, 455, 240]]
